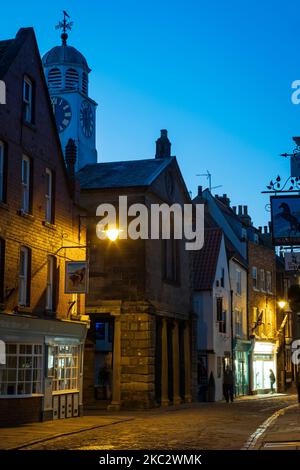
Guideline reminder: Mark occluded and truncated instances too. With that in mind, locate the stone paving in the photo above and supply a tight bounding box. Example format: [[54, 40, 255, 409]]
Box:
[[0, 394, 296, 450], [255, 402, 300, 450]]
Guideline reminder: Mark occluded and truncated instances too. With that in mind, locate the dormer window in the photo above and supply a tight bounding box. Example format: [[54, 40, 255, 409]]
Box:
[[65, 68, 79, 90], [48, 68, 62, 90]]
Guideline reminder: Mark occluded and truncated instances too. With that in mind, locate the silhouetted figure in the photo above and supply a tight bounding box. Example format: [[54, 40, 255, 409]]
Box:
[[223, 366, 234, 403], [269, 369, 275, 393]]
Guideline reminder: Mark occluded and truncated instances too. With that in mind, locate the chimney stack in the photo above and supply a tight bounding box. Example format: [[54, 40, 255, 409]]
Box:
[[238, 205, 243, 215], [243, 205, 248, 215], [258, 226, 262, 233], [264, 225, 268, 234], [155, 129, 171, 159], [232, 206, 237, 214], [198, 185, 203, 197]]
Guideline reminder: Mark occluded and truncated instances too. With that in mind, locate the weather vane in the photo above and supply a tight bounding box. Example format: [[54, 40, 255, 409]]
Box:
[[55, 11, 73, 45]]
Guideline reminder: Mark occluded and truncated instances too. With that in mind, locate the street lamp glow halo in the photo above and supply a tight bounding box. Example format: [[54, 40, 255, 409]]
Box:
[[104, 228, 122, 241], [278, 300, 287, 309]]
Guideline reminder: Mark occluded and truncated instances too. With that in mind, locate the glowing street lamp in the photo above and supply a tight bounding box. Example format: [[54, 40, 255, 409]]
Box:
[[277, 300, 287, 310], [105, 228, 120, 241]]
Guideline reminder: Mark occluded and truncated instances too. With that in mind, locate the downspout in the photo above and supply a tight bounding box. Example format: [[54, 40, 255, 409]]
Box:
[[230, 289, 234, 368]]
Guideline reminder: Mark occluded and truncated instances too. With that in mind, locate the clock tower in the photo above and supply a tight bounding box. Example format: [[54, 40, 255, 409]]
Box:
[[42, 12, 97, 171]]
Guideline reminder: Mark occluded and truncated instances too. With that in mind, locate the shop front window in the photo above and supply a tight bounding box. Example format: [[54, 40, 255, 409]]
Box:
[[47, 344, 80, 392], [0, 343, 43, 396]]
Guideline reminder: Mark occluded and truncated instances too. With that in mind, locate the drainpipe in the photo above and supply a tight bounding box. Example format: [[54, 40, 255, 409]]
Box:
[[230, 289, 234, 369]]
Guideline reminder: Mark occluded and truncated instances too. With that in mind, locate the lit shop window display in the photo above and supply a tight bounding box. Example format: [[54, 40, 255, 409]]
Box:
[[253, 342, 276, 391], [47, 344, 80, 392]]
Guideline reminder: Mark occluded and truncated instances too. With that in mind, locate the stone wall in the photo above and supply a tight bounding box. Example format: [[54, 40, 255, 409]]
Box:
[[120, 303, 156, 408]]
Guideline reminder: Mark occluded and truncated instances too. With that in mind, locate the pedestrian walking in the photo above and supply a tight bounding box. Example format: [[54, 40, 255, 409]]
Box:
[[269, 369, 276, 393], [223, 366, 234, 403]]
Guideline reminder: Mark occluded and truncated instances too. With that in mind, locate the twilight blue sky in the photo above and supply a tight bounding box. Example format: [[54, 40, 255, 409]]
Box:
[[1, 0, 300, 226]]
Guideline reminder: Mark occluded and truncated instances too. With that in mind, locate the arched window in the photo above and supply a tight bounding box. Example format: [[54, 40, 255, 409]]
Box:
[[82, 72, 88, 95], [65, 68, 79, 90], [47, 68, 62, 90]]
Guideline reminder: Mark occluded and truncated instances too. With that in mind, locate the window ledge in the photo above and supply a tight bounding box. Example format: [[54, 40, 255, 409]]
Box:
[[17, 210, 35, 221], [42, 221, 57, 231], [253, 287, 259, 292], [0, 201, 9, 210], [52, 389, 80, 395], [0, 394, 44, 399]]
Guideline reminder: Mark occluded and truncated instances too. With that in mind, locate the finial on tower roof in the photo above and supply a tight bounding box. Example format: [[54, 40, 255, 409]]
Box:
[[55, 10, 73, 45]]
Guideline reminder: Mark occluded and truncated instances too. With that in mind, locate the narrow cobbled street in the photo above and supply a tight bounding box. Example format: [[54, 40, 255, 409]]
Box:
[[1, 395, 297, 451]]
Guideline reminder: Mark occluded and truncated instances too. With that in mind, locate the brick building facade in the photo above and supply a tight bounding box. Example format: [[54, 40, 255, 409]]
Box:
[[0, 28, 88, 425], [247, 236, 277, 393]]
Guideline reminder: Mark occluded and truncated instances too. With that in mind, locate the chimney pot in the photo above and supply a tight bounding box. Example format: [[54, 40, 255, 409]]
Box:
[[264, 225, 268, 234], [198, 185, 203, 197], [258, 226, 262, 233], [238, 205, 243, 215], [243, 205, 248, 215], [232, 206, 237, 214]]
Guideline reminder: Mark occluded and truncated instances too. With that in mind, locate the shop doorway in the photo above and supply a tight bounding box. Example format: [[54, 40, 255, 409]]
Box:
[[253, 357, 275, 391], [83, 316, 114, 408], [94, 319, 114, 401]]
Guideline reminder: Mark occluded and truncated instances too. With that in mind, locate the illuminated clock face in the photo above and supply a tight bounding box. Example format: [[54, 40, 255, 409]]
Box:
[[80, 100, 94, 138], [51, 96, 72, 133]]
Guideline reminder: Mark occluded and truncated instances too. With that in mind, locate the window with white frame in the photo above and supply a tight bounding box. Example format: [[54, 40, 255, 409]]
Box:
[[236, 269, 242, 295], [252, 266, 257, 289], [47, 344, 80, 392], [266, 271, 272, 293], [260, 269, 265, 291], [0, 344, 43, 396], [45, 168, 53, 223], [235, 309, 243, 337], [23, 76, 33, 123], [0, 140, 6, 202], [21, 155, 31, 213], [19, 246, 30, 306], [46, 256, 55, 311], [216, 297, 226, 333]]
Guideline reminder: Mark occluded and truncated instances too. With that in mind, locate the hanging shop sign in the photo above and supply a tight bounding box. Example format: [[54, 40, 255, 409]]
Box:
[[271, 195, 300, 245], [253, 341, 276, 355], [65, 261, 88, 293], [284, 252, 300, 271]]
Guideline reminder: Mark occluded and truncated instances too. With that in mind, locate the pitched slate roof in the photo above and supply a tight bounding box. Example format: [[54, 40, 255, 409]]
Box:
[[193, 228, 223, 291], [0, 29, 33, 79], [77, 157, 174, 190]]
